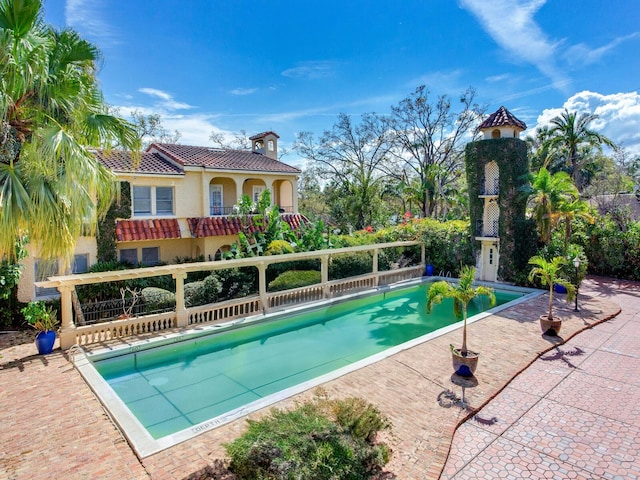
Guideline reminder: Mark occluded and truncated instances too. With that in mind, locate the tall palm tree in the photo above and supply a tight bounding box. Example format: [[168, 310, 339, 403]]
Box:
[[0, 0, 139, 264], [547, 109, 616, 191], [554, 198, 593, 255], [527, 167, 578, 244]]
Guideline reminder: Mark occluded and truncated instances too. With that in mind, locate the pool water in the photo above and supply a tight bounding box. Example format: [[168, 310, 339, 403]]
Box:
[[94, 283, 520, 440]]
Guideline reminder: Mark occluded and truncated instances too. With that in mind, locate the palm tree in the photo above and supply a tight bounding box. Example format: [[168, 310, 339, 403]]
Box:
[[547, 109, 616, 191], [0, 0, 139, 264], [554, 198, 593, 255], [527, 167, 578, 244], [528, 256, 575, 321], [426, 265, 496, 356]]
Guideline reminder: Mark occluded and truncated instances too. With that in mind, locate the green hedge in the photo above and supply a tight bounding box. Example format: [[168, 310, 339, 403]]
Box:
[[268, 270, 321, 292], [329, 252, 373, 280]]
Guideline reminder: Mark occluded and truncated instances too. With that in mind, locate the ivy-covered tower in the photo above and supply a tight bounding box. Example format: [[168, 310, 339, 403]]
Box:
[[465, 106, 530, 282]]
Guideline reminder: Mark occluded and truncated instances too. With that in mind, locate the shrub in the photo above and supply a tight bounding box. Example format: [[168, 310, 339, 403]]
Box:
[[329, 253, 373, 280], [265, 239, 295, 255], [224, 394, 393, 480], [268, 270, 322, 292], [214, 267, 258, 301], [267, 258, 321, 284], [141, 287, 175, 312], [184, 274, 223, 307]]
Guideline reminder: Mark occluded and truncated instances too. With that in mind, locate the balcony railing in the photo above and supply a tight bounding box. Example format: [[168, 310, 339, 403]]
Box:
[[476, 219, 499, 238], [209, 206, 236, 216]]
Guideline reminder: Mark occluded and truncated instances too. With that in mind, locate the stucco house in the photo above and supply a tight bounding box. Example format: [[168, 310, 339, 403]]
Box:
[[18, 131, 303, 302]]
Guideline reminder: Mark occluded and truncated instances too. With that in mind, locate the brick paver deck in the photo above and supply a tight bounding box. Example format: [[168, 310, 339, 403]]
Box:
[[442, 277, 640, 479], [0, 276, 632, 479]]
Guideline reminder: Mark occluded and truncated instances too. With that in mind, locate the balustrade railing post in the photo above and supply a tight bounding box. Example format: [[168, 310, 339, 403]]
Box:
[[58, 284, 77, 349], [258, 262, 268, 313], [173, 270, 189, 327], [373, 248, 379, 286], [321, 255, 329, 298]]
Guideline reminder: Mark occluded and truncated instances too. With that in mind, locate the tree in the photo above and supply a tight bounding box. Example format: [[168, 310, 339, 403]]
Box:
[[295, 113, 392, 230], [209, 129, 252, 150], [526, 167, 578, 245], [426, 265, 495, 356], [130, 110, 181, 148], [0, 0, 139, 264], [546, 109, 616, 191], [388, 86, 483, 218]]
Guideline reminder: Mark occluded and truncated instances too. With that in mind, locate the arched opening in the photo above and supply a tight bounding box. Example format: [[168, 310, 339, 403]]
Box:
[[484, 161, 499, 195], [491, 129, 501, 139]]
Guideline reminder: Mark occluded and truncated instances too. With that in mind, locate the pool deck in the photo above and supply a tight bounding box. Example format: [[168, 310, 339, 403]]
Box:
[[0, 276, 637, 479]]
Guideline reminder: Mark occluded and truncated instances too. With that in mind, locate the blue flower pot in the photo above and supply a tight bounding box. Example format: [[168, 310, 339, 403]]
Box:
[[35, 330, 56, 355], [554, 284, 567, 294], [425, 264, 434, 276]]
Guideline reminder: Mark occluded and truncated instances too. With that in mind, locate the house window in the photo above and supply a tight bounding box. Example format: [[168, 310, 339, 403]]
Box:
[[119, 248, 138, 265], [73, 254, 89, 274], [210, 185, 223, 215], [156, 187, 174, 215], [133, 186, 152, 215], [267, 140, 274, 152], [142, 247, 160, 266], [132, 186, 174, 216], [35, 259, 59, 298], [253, 185, 265, 203]]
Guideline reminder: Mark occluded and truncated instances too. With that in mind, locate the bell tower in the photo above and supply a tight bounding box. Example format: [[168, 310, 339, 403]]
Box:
[[465, 106, 529, 282], [250, 131, 280, 160]]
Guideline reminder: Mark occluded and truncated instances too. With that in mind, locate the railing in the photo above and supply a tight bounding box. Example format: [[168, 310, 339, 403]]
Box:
[[77, 293, 174, 325], [73, 312, 177, 346], [479, 178, 499, 195], [39, 240, 425, 348], [475, 219, 499, 238], [209, 206, 236, 216], [188, 297, 262, 325]]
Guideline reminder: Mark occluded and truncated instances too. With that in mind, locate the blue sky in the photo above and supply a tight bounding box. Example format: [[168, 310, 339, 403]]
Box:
[[43, 0, 640, 165]]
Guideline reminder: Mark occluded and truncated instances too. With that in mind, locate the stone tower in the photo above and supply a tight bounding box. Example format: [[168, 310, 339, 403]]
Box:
[[465, 106, 530, 282]]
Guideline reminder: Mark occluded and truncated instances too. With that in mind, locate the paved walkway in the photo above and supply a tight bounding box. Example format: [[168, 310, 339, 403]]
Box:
[[441, 277, 640, 479], [0, 276, 635, 479]]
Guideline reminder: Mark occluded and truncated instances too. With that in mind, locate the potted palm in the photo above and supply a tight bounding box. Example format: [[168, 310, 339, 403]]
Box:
[[528, 256, 576, 336], [427, 265, 496, 377], [21, 301, 59, 354]]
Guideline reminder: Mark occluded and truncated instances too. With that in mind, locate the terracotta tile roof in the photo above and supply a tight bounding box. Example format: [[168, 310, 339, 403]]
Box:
[[249, 131, 280, 140], [94, 150, 184, 175], [115, 219, 182, 242], [479, 106, 527, 131], [150, 144, 300, 173], [187, 213, 308, 238]]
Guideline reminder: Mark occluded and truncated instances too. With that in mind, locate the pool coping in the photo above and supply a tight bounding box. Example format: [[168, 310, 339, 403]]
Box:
[[73, 277, 542, 458]]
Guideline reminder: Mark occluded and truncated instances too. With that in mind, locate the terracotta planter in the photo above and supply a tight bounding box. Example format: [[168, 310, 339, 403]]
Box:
[[452, 349, 479, 377], [539, 315, 562, 336]]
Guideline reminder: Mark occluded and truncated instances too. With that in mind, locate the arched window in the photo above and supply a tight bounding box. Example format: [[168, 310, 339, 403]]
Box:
[[491, 129, 500, 139]]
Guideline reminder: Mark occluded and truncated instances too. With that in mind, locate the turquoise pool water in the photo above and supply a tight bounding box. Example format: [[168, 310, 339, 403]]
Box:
[[94, 284, 521, 440]]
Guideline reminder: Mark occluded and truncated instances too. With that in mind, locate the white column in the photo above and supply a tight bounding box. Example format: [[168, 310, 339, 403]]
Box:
[[292, 178, 299, 213], [258, 262, 268, 312], [321, 255, 329, 298], [373, 248, 379, 286], [173, 270, 188, 327], [58, 285, 77, 349]]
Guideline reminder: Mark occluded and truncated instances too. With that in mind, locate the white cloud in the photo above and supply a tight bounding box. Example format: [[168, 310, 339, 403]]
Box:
[[564, 32, 640, 66], [65, 0, 117, 44], [138, 88, 195, 110], [460, 0, 569, 90], [230, 88, 258, 96], [281, 61, 338, 79], [534, 91, 640, 156]]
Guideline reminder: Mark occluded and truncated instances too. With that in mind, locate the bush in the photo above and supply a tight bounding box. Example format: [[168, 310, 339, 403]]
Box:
[[214, 267, 258, 301], [329, 253, 373, 280], [265, 240, 295, 255], [224, 394, 393, 480], [184, 274, 223, 307], [267, 258, 321, 284], [141, 287, 175, 312], [268, 270, 322, 292]]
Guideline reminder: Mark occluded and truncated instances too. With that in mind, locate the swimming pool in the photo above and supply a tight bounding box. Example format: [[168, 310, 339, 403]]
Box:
[[75, 279, 539, 457]]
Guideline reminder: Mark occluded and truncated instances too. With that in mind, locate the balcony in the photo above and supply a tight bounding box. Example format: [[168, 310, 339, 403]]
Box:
[[209, 205, 294, 216], [479, 177, 499, 196]]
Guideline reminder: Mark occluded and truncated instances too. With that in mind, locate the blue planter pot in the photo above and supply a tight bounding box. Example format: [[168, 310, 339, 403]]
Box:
[[35, 330, 56, 355], [425, 264, 434, 276], [554, 284, 567, 294]]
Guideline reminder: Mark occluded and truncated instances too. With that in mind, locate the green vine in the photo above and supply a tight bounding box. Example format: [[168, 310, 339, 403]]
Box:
[[97, 181, 131, 262], [464, 138, 530, 281]]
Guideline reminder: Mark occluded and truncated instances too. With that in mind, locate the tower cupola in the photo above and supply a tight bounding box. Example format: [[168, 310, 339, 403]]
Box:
[[250, 131, 280, 160], [479, 106, 527, 140]]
